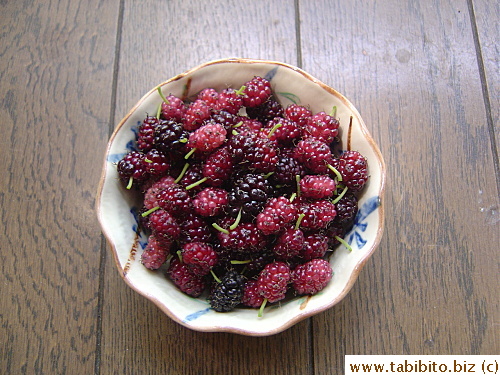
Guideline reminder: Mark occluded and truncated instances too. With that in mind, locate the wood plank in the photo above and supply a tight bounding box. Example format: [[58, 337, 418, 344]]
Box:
[[298, 0, 499, 367], [101, 269, 312, 375], [113, 0, 300, 123], [99, 1, 313, 374], [0, 0, 120, 373], [472, 0, 500, 161]]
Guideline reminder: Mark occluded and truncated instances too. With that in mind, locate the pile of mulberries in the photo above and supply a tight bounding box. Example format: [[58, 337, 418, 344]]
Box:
[[116, 75, 369, 314]]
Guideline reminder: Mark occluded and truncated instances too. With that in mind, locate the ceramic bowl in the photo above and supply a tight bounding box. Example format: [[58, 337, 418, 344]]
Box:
[[96, 58, 386, 336]]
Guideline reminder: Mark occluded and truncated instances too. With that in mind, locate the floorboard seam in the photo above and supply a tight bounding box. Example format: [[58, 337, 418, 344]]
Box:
[[94, 1, 125, 374], [309, 319, 315, 375], [294, 2, 312, 373], [295, 2, 313, 373], [467, 0, 500, 193], [107, 0, 125, 139], [295, 0, 303, 68]]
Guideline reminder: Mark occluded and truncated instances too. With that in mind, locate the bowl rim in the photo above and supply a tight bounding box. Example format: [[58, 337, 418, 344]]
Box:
[[96, 57, 386, 336]]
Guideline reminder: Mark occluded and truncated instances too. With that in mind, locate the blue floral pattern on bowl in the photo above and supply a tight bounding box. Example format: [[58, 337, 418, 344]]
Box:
[[347, 196, 381, 249], [106, 121, 141, 163]]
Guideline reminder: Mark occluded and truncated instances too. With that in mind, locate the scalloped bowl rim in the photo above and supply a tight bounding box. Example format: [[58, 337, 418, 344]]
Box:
[[96, 58, 386, 336]]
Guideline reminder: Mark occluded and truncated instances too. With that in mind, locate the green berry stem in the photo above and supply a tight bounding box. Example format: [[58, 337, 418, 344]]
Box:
[[263, 171, 274, 179], [295, 213, 305, 230], [329, 106, 337, 118], [232, 121, 243, 128], [347, 116, 353, 151], [258, 298, 268, 317], [176, 250, 183, 263], [156, 102, 162, 119], [295, 174, 301, 196], [327, 164, 343, 182], [229, 208, 242, 230], [126, 176, 134, 190], [184, 147, 197, 160], [157, 86, 170, 104], [230, 259, 252, 265], [332, 186, 348, 204], [210, 269, 222, 283], [289, 192, 297, 202], [335, 236, 353, 252], [174, 163, 190, 184], [235, 85, 246, 96], [266, 122, 282, 138], [141, 206, 160, 217], [212, 222, 229, 235], [185, 176, 208, 190]]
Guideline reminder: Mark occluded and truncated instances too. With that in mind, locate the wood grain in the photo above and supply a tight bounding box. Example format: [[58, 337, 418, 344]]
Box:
[[99, 1, 312, 375], [298, 0, 499, 369], [0, 0, 120, 373]]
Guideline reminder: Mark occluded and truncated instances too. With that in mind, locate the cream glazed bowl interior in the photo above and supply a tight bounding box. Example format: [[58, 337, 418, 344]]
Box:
[[96, 58, 386, 336]]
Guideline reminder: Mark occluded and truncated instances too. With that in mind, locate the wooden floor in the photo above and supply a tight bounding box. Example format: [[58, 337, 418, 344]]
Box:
[[1, 0, 498, 374]]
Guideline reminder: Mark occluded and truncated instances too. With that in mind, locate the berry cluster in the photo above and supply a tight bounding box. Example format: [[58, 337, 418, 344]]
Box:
[[117, 76, 369, 314]]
